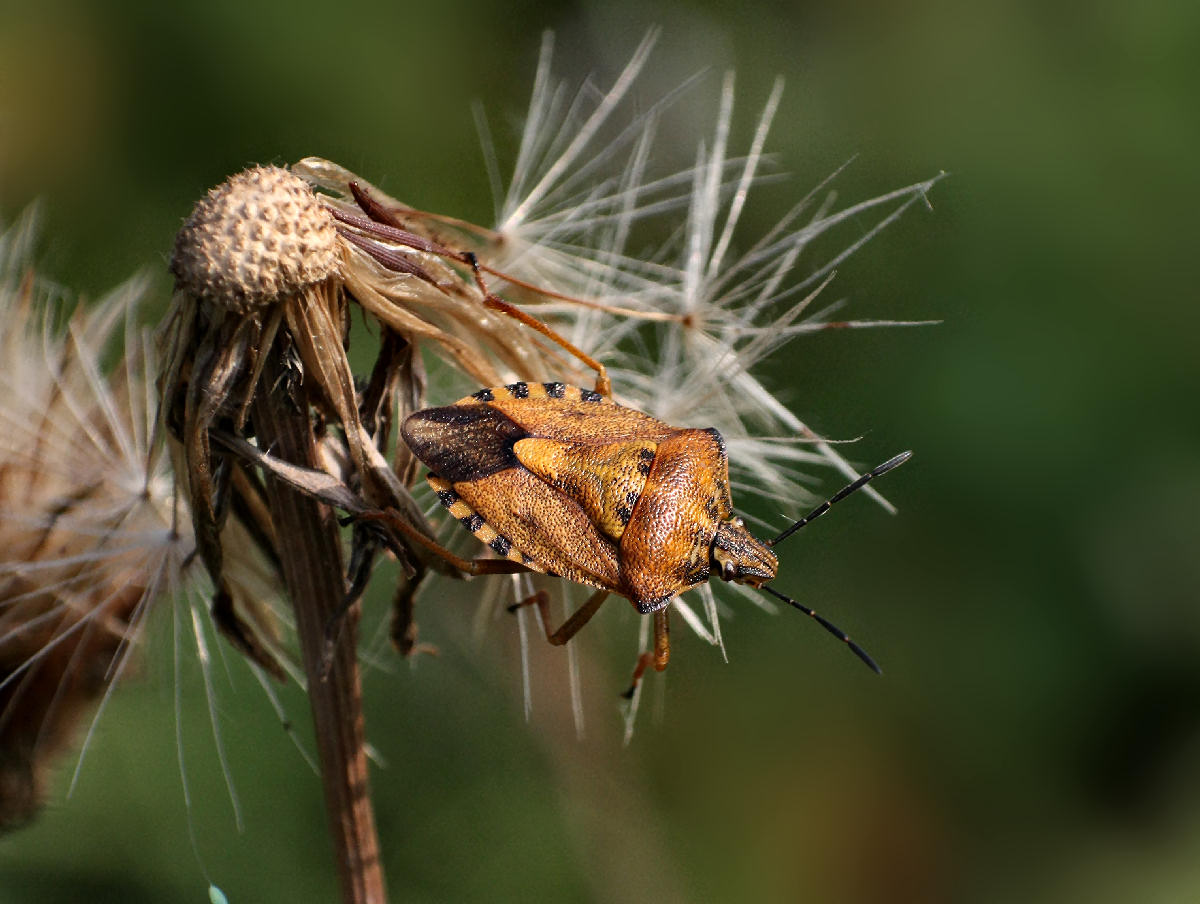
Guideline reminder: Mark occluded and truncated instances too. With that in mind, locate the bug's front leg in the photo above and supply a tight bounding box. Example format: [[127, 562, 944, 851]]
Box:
[[622, 607, 671, 699], [478, 291, 612, 398], [508, 588, 612, 645]]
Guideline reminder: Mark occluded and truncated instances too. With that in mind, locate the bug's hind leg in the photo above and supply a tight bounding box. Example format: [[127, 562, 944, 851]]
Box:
[[508, 588, 612, 646], [621, 607, 671, 699]]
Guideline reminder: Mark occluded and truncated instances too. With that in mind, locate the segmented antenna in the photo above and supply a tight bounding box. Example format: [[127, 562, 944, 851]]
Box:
[[768, 451, 912, 547], [760, 585, 882, 674]]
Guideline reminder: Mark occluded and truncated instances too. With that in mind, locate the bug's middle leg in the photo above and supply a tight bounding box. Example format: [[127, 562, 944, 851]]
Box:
[[508, 588, 611, 646], [622, 607, 671, 698]]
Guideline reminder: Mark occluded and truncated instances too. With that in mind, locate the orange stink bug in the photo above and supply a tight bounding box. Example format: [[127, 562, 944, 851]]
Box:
[[386, 381, 911, 692]]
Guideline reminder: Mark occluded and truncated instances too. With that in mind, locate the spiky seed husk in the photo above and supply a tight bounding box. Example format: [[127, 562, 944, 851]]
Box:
[[170, 165, 341, 314]]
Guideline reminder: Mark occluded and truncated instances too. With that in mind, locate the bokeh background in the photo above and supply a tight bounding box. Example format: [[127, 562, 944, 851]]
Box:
[[2, 1, 1198, 902]]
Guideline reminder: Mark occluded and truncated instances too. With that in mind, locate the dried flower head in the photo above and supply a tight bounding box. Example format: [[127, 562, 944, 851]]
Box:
[[170, 165, 342, 314], [0, 210, 188, 829]]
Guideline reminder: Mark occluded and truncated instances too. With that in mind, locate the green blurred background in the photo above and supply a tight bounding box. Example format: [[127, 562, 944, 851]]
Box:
[[2, 0, 1198, 902]]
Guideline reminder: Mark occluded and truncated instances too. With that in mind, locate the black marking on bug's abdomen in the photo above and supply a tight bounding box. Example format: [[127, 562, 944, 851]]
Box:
[[580, 389, 603, 402], [543, 382, 565, 398], [402, 404, 528, 483], [461, 513, 485, 532], [490, 535, 513, 556], [471, 388, 495, 402], [505, 381, 529, 398]]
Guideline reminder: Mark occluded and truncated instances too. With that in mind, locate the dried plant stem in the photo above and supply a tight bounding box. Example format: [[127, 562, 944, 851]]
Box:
[[251, 354, 386, 904]]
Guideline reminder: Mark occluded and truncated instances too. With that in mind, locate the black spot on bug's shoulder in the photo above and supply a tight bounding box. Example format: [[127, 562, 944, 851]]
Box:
[[542, 382, 566, 398], [490, 534, 513, 556], [505, 381, 529, 398], [580, 389, 603, 403], [615, 504, 633, 525], [471, 388, 495, 402], [461, 513, 485, 533], [402, 404, 528, 482], [702, 427, 726, 455]]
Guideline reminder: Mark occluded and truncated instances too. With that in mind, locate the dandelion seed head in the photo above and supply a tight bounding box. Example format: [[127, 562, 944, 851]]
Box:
[[0, 210, 198, 827], [170, 165, 341, 314]]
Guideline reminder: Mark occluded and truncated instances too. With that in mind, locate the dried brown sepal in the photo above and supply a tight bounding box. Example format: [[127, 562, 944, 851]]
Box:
[[161, 166, 438, 678]]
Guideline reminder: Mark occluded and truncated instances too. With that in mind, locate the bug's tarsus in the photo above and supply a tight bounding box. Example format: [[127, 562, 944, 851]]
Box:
[[760, 585, 881, 674], [389, 562, 432, 657], [622, 651, 655, 699], [769, 450, 913, 547], [506, 590, 548, 615]]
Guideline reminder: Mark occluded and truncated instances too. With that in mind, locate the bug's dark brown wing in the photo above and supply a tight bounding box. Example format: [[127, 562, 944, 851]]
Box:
[[457, 382, 679, 445], [452, 466, 623, 593], [402, 402, 527, 484]]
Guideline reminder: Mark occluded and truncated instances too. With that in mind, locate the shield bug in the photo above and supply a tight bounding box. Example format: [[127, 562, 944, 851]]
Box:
[[381, 381, 911, 692]]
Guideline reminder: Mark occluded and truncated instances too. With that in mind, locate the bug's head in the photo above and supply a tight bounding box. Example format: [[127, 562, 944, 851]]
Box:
[[711, 518, 778, 587]]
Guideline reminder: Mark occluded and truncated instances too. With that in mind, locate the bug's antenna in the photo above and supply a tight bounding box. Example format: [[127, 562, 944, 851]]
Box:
[[760, 584, 882, 674], [768, 451, 912, 547]]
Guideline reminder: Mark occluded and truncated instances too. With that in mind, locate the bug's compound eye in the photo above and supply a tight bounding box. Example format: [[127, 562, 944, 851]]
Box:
[[711, 544, 739, 583]]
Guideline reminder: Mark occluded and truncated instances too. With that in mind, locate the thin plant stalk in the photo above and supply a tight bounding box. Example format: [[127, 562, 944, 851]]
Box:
[[251, 352, 384, 904]]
